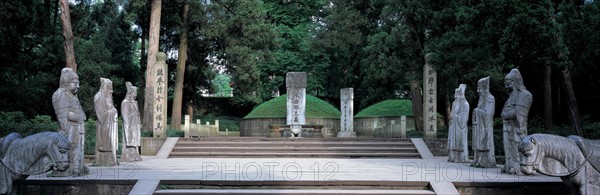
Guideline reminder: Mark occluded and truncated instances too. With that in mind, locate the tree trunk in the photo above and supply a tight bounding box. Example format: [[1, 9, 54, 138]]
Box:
[[138, 25, 147, 118], [59, 0, 77, 72], [142, 0, 162, 132], [410, 80, 423, 131], [171, 1, 190, 130], [187, 101, 194, 124], [544, 65, 553, 129], [561, 69, 583, 136]]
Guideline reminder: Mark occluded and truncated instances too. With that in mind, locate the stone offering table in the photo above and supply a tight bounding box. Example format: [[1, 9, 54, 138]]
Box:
[[269, 124, 324, 138]]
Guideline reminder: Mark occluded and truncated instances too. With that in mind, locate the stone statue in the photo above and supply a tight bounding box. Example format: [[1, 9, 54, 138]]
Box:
[[0, 132, 70, 194], [472, 77, 496, 168], [94, 78, 119, 166], [50, 67, 88, 176], [519, 134, 600, 194], [448, 84, 469, 163], [121, 82, 142, 162], [501, 68, 532, 175]]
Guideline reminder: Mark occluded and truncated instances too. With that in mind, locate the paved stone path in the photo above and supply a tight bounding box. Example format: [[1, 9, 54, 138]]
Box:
[[28, 138, 561, 195]]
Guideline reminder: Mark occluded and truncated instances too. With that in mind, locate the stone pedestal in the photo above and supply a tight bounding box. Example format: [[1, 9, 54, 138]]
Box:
[[95, 152, 118, 166], [337, 131, 356, 138], [121, 147, 141, 162]]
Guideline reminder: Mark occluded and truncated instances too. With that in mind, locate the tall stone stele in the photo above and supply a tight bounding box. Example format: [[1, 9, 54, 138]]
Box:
[[337, 88, 356, 137], [121, 82, 142, 162], [286, 72, 307, 137], [448, 84, 469, 163], [152, 52, 168, 138], [501, 68, 532, 175], [423, 53, 438, 138], [472, 77, 496, 168], [94, 78, 119, 166], [51, 67, 88, 176]]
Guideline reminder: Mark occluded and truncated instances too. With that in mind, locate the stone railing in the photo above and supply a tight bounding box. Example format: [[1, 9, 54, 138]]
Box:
[[183, 115, 219, 137]]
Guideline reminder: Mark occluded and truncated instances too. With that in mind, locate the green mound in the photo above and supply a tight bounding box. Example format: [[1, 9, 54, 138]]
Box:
[[355, 99, 413, 118], [244, 94, 341, 119]]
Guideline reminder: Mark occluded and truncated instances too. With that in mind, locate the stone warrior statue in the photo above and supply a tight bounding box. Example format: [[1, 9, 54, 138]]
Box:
[[501, 68, 532, 175], [50, 67, 88, 176], [121, 82, 142, 162], [472, 77, 496, 168], [94, 78, 119, 166], [448, 84, 469, 163]]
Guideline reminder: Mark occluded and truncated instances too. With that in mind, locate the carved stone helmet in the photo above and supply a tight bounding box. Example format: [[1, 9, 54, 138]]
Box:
[[458, 84, 467, 99], [99, 78, 113, 92], [59, 68, 78, 88], [505, 68, 526, 91], [125, 82, 137, 98], [478, 76, 490, 91]]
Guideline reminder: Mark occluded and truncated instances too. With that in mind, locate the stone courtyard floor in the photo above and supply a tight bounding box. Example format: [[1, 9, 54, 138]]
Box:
[[28, 138, 562, 194]]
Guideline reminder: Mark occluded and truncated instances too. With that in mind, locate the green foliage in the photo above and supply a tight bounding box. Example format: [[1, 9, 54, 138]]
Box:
[[406, 130, 424, 138], [211, 74, 233, 97], [244, 94, 340, 119], [355, 99, 413, 118], [167, 128, 184, 137], [0, 112, 58, 137]]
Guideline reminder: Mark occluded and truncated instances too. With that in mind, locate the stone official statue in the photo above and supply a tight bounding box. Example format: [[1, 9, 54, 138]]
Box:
[[121, 82, 142, 162], [501, 68, 532, 175], [448, 84, 469, 163], [472, 77, 496, 168], [94, 78, 119, 166], [51, 67, 88, 176]]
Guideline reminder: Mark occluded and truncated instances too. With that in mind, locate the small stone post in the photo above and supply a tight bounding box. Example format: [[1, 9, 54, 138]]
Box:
[[338, 88, 356, 137]]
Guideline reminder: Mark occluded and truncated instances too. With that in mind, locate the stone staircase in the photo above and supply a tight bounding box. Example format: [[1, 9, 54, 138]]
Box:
[[169, 137, 421, 158], [153, 180, 436, 195]]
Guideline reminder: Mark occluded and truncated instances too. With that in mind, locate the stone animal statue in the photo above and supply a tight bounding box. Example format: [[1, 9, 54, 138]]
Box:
[[519, 134, 600, 195], [0, 132, 70, 194]]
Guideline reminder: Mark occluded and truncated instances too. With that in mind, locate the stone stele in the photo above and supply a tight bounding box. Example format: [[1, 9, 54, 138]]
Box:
[[94, 78, 119, 166], [337, 88, 356, 137], [286, 72, 307, 137]]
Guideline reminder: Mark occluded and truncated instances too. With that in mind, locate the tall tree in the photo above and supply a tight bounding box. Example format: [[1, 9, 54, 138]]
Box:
[[60, 0, 78, 71], [171, 0, 190, 130], [143, 0, 162, 132]]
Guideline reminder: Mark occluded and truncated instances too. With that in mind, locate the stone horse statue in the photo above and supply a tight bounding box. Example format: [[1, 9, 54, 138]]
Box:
[[0, 132, 70, 194], [518, 133, 600, 195]]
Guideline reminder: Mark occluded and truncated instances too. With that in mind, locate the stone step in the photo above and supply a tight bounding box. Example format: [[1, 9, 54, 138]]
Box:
[[171, 146, 418, 153], [174, 142, 415, 147], [179, 137, 412, 142], [154, 189, 436, 194], [154, 180, 435, 195], [168, 152, 421, 158]]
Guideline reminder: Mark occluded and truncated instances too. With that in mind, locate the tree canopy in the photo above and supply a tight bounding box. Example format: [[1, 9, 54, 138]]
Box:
[[1, 0, 600, 134]]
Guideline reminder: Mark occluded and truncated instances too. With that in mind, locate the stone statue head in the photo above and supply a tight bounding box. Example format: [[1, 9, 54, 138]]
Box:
[[156, 52, 167, 62], [99, 78, 113, 94], [125, 82, 137, 100], [458, 84, 467, 99], [505, 68, 525, 91], [477, 76, 490, 94], [454, 87, 460, 100], [59, 68, 80, 95]]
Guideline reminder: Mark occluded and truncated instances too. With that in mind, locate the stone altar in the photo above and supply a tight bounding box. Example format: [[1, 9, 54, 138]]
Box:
[[94, 78, 119, 166], [50, 67, 88, 176]]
